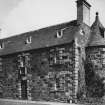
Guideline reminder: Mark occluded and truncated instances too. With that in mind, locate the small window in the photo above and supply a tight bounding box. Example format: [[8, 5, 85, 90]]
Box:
[[56, 27, 68, 38], [25, 36, 32, 44], [62, 56, 68, 59], [0, 58, 2, 71], [78, 47, 81, 54], [0, 43, 4, 49], [79, 29, 85, 36], [99, 27, 104, 38], [56, 30, 63, 38]]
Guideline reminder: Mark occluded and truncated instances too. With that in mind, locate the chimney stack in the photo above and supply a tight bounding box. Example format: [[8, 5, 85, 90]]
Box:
[[76, 0, 91, 26]]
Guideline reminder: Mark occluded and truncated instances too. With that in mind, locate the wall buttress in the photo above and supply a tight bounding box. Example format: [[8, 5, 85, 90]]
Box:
[[73, 38, 79, 102]]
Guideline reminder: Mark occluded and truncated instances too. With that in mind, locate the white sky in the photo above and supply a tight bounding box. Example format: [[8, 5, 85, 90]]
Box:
[[0, 0, 105, 38]]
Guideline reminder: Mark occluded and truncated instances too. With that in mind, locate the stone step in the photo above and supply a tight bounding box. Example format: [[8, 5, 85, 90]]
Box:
[[0, 99, 80, 105]]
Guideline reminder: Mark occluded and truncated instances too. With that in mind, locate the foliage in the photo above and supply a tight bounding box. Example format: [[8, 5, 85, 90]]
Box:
[[85, 62, 105, 98]]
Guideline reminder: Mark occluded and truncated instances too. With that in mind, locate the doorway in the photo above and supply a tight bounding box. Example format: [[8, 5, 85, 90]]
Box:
[[18, 54, 28, 99], [21, 80, 27, 99]]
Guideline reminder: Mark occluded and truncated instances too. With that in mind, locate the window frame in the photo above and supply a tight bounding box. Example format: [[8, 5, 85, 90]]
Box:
[[0, 42, 4, 49], [25, 36, 32, 44]]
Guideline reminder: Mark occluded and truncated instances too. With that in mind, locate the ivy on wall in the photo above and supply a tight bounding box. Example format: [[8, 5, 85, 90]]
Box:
[[85, 62, 105, 98]]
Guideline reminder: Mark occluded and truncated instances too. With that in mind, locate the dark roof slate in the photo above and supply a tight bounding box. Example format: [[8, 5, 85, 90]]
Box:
[[88, 12, 105, 46], [0, 20, 79, 56]]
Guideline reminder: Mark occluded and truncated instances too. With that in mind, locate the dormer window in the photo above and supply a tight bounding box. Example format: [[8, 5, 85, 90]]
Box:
[[25, 36, 32, 44], [79, 29, 85, 36], [56, 27, 68, 38], [99, 27, 104, 38], [56, 29, 63, 38], [0, 42, 4, 49]]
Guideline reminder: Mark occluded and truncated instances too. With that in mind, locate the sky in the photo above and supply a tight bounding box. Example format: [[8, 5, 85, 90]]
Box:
[[0, 0, 105, 38]]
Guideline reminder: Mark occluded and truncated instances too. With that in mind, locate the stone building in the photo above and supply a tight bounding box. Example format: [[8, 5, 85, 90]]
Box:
[[0, 0, 105, 104], [85, 12, 105, 99]]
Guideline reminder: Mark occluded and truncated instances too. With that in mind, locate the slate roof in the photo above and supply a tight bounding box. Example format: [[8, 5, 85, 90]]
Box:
[[0, 20, 79, 56], [0, 12, 103, 56], [88, 12, 105, 46]]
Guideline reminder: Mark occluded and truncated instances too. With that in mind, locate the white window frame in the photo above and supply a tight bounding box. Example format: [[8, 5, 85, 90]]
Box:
[[25, 36, 32, 44], [57, 30, 63, 38], [0, 42, 4, 49]]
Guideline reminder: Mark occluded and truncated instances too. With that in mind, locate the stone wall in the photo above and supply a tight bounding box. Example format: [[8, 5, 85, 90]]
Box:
[[30, 43, 75, 102], [74, 38, 86, 101], [85, 47, 105, 98], [77, 47, 86, 100], [0, 55, 19, 99], [0, 42, 77, 103]]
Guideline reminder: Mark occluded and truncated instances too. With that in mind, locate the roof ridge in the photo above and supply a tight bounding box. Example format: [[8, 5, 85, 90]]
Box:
[[0, 20, 77, 40]]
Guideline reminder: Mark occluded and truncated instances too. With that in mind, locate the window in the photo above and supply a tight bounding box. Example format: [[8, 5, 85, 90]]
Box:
[[79, 29, 85, 36], [25, 36, 32, 44], [56, 29, 63, 38], [99, 27, 104, 38], [56, 27, 68, 38], [0, 58, 2, 71], [49, 47, 71, 65], [78, 47, 81, 54], [0, 42, 4, 49]]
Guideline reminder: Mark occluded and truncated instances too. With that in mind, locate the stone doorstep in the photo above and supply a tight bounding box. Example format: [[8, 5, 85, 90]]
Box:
[[0, 99, 81, 105]]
